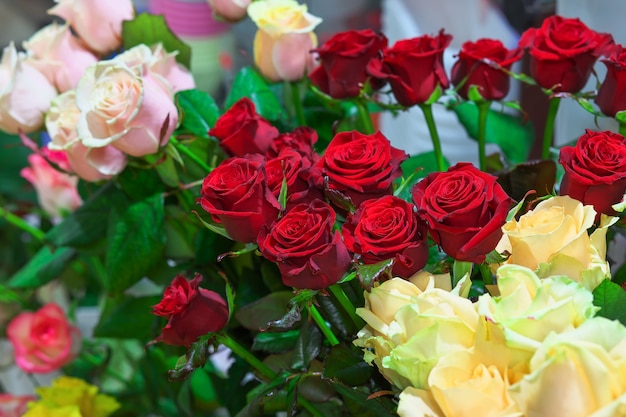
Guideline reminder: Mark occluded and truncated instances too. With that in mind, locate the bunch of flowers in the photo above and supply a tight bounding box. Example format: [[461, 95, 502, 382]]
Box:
[[0, 0, 625, 416]]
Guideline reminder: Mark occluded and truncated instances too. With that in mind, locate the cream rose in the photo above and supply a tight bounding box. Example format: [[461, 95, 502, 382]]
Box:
[[508, 317, 626, 417], [75, 60, 178, 157], [497, 195, 617, 290], [47, 90, 127, 181], [23, 22, 98, 92], [0, 43, 57, 134], [48, 0, 135, 55], [248, 0, 322, 82]]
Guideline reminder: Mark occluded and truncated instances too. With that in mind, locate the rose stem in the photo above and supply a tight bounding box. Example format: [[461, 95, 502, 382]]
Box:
[[419, 104, 446, 172], [308, 305, 340, 346], [169, 137, 212, 173], [288, 81, 307, 126], [355, 98, 375, 134], [328, 284, 364, 329], [476, 101, 491, 172], [215, 333, 325, 417], [541, 97, 561, 160], [619, 123, 626, 137], [478, 263, 493, 286], [0, 206, 45, 242]]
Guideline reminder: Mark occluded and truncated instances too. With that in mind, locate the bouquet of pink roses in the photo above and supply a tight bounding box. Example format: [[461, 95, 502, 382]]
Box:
[[0, 1, 625, 416]]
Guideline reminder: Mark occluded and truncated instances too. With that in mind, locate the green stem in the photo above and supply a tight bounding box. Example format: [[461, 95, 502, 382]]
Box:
[[476, 101, 491, 172], [619, 123, 626, 137], [308, 305, 339, 346], [0, 206, 45, 242], [478, 263, 493, 286], [169, 137, 212, 174], [354, 98, 375, 134], [289, 81, 307, 126], [328, 284, 363, 329], [542, 97, 561, 160], [216, 334, 276, 380], [419, 104, 446, 172]]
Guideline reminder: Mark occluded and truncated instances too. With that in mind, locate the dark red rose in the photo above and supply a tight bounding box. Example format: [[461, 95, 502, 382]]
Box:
[[596, 45, 626, 117], [342, 195, 428, 278], [257, 199, 351, 289], [152, 274, 228, 347], [559, 129, 626, 216], [310, 130, 407, 209], [199, 155, 281, 242], [451, 38, 523, 101], [367, 30, 452, 106], [518, 15, 613, 93], [265, 147, 321, 210], [412, 163, 512, 264], [208, 97, 279, 157], [267, 126, 320, 163], [309, 29, 388, 99]]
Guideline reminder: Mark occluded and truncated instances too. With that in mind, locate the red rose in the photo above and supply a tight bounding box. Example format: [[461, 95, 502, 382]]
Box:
[[412, 163, 512, 263], [309, 29, 388, 99], [265, 147, 321, 210], [152, 274, 228, 347], [257, 199, 351, 289], [199, 155, 281, 242], [342, 195, 428, 278], [208, 97, 279, 157], [367, 30, 452, 106], [595, 45, 626, 117], [518, 15, 613, 93], [451, 38, 522, 101], [310, 130, 407, 209], [559, 130, 626, 216], [267, 126, 320, 163]]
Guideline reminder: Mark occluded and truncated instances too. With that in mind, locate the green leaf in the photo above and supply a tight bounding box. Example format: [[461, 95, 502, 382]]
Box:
[[332, 382, 397, 417], [116, 165, 165, 199], [452, 101, 534, 164], [323, 345, 372, 386], [291, 318, 322, 371], [122, 13, 191, 68], [357, 259, 394, 290], [397, 151, 450, 200], [94, 295, 162, 339], [176, 89, 221, 138], [497, 160, 556, 202], [105, 194, 166, 293], [224, 67, 286, 121], [8, 246, 76, 288], [235, 291, 294, 331], [252, 329, 300, 353], [593, 280, 626, 325]]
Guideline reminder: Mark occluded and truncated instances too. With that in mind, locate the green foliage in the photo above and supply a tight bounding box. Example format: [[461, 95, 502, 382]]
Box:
[[8, 246, 76, 288], [176, 89, 221, 138], [224, 67, 286, 121], [94, 295, 162, 339], [593, 279, 626, 325]]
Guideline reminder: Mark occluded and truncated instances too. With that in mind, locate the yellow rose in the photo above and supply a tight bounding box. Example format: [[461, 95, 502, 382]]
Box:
[[248, 0, 322, 82], [508, 317, 626, 417], [497, 195, 617, 290]]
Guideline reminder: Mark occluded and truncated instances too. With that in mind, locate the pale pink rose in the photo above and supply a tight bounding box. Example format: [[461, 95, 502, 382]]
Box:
[[114, 44, 195, 96], [48, 0, 135, 55], [0, 394, 36, 417], [75, 60, 178, 157], [7, 303, 81, 374], [47, 90, 127, 181], [0, 43, 57, 134], [208, 0, 252, 22], [23, 22, 98, 93], [20, 153, 82, 218]]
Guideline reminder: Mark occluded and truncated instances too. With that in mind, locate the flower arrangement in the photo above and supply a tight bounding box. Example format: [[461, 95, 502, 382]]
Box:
[[0, 1, 625, 416]]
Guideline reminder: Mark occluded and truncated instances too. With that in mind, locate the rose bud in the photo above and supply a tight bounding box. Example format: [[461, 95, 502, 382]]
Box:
[[518, 15, 613, 93], [451, 38, 523, 101], [266, 126, 319, 162], [208, 0, 251, 23], [367, 30, 452, 107], [152, 274, 229, 347], [209, 97, 279, 157], [257, 199, 351, 289], [248, 0, 322, 82], [412, 162, 512, 264], [595, 44, 626, 118]]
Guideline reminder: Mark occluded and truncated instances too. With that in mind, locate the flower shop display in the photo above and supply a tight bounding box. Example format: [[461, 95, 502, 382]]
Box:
[[0, 0, 625, 416]]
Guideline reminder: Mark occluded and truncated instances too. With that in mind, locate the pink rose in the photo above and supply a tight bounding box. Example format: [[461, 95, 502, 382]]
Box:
[[75, 60, 177, 157], [0, 394, 36, 417], [23, 22, 98, 92], [7, 303, 81, 373], [46, 90, 128, 182], [208, 0, 251, 22], [48, 0, 135, 55], [0, 43, 57, 134], [20, 153, 82, 218]]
